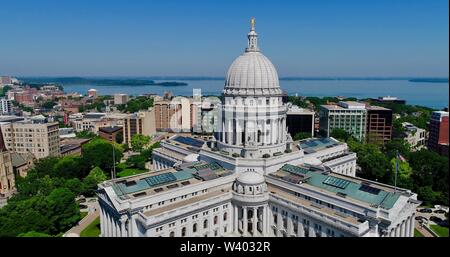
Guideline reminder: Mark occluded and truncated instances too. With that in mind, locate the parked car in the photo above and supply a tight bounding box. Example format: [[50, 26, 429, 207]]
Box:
[[79, 204, 88, 209], [415, 216, 425, 220], [419, 208, 433, 213], [430, 216, 443, 223], [434, 209, 447, 214]]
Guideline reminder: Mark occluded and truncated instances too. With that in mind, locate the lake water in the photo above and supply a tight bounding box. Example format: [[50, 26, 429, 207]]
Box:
[[61, 79, 449, 109]]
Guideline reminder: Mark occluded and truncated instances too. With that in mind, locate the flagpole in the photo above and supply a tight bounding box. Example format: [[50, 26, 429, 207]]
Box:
[[394, 150, 398, 193]]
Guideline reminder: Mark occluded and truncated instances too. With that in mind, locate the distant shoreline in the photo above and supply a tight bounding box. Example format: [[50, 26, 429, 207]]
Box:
[[18, 76, 450, 82], [409, 78, 449, 83]]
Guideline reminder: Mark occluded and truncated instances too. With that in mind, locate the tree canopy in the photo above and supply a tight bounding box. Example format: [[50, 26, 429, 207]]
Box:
[[131, 134, 151, 152]]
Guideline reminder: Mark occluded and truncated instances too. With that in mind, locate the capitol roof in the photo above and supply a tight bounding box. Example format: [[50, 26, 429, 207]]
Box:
[[269, 164, 408, 210], [223, 18, 282, 97], [237, 171, 265, 185]]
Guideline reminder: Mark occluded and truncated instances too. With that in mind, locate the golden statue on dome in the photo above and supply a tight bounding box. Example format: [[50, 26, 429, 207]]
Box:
[[250, 17, 255, 30]]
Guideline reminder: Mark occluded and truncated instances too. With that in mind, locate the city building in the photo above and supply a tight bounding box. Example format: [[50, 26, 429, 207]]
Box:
[[366, 106, 393, 145], [98, 161, 419, 237], [60, 138, 91, 157], [371, 96, 406, 105], [70, 112, 127, 133], [154, 97, 192, 132], [0, 121, 60, 159], [123, 109, 156, 147], [114, 94, 129, 105], [59, 127, 76, 139], [286, 105, 315, 138], [428, 111, 449, 154], [99, 126, 123, 143], [0, 98, 12, 115], [88, 89, 98, 98], [0, 127, 15, 200], [192, 93, 221, 134], [319, 101, 367, 141], [97, 19, 418, 238], [401, 122, 426, 150], [10, 152, 35, 178], [299, 137, 357, 177]]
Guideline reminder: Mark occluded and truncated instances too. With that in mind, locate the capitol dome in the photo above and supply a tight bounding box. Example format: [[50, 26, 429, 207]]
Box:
[[223, 18, 282, 97], [237, 171, 265, 185]]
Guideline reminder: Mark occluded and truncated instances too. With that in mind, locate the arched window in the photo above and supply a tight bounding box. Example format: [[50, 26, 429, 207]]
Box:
[[193, 223, 197, 233], [204, 219, 208, 229], [169, 231, 175, 237], [223, 212, 228, 221], [181, 227, 186, 237], [214, 216, 218, 225]]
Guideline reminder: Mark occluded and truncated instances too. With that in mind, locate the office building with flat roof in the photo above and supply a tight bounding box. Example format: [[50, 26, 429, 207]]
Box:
[[319, 101, 367, 141], [366, 106, 393, 145]]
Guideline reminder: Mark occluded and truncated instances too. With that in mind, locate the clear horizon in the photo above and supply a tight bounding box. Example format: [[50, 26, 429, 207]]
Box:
[[0, 0, 448, 77]]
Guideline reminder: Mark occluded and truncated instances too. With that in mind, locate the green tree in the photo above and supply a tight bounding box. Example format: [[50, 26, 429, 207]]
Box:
[[123, 96, 154, 113], [54, 156, 89, 179], [0, 85, 12, 96], [416, 186, 439, 206], [126, 155, 147, 170], [18, 231, 52, 237], [347, 138, 389, 181], [41, 101, 57, 109], [64, 178, 84, 196], [384, 139, 411, 160], [388, 158, 413, 189], [330, 128, 351, 141], [81, 138, 123, 172], [131, 134, 151, 152], [76, 130, 97, 139], [82, 167, 107, 196], [293, 132, 312, 141], [115, 131, 124, 144], [44, 188, 80, 233]]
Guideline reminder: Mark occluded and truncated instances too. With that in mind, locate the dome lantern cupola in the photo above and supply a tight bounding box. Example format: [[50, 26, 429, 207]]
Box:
[[246, 17, 259, 52]]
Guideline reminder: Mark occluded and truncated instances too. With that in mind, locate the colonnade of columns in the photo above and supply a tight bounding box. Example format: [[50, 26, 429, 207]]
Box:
[[100, 206, 128, 237], [387, 213, 415, 237], [233, 205, 269, 236], [221, 118, 286, 146]]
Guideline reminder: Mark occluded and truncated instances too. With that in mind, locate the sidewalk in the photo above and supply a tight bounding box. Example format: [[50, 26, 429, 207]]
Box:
[[64, 202, 99, 237]]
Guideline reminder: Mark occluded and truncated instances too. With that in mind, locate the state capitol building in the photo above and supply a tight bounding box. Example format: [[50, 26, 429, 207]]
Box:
[[97, 19, 420, 237]]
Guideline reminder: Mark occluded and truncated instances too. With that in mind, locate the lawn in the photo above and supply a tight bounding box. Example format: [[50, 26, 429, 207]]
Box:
[[414, 229, 424, 237], [80, 211, 88, 220], [430, 224, 449, 237], [80, 217, 101, 237], [117, 168, 148, 178]]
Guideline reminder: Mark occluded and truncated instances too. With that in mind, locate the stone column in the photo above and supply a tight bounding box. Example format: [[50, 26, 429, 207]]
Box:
[[308, 221, 315, 237], [108, 213, 113, 237], [99, 207, 105, 237], [252, 207, 258, 236], [228, 119, 233, 145], [400, 220, 406, 237], [121, 218, 126, 237], [297, 220, 304, 237], [277, 211, 283, 236], [405, 217, 411, 238], [395, 224, 400, 237], [410, 214, 415, 237], [222, 121, 226, 143], [263, 206, 268, 236], [287, 216, 293, 236], [243, 207, 248, 235], [234, 206, 239, 233]]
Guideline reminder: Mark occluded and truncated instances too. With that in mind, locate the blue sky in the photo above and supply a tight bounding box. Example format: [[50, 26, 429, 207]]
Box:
[[0, 0, 448, 77]]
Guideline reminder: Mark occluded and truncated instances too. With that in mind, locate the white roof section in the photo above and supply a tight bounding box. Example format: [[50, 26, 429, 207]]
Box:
[[237, 171, 265, 185]]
